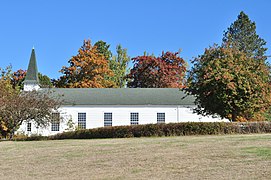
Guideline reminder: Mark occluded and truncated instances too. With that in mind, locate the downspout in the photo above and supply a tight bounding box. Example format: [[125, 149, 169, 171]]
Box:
[[177, 106, 180, 123]]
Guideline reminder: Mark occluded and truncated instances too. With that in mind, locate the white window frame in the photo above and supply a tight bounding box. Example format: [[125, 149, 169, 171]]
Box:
[[78, 113, 86, 129], [51, 113, 60, 131]]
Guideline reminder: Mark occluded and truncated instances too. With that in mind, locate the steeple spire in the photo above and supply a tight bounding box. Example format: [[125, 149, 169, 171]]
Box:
[[24, 48, 40, 91]]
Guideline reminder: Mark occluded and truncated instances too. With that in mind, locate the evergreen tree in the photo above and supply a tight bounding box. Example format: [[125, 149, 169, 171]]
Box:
[[94, 40, 112, 61], [222, 11, 267, 59]]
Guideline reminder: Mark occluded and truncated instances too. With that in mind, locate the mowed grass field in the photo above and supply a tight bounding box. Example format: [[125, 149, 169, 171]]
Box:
[[0, 134, 271, 180]]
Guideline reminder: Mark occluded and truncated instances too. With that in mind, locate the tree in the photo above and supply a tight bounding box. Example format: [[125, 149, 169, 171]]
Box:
[[11, 69, 53, 89], [222, 11, 267, 58], [0, 67, 62, 139], [11, 69, 26, 89], [0, 88, 62, 139], [54, 39, 116, 88], [186, 45, 271, 122], [0, 65, 13, 81], [93, 41, 130, 87], [127, 51, 187, 88], [0, 67, 14, 138], [38, 73, 53, 88], [109, 44, 130, 88], [94, 40, 112, 61]]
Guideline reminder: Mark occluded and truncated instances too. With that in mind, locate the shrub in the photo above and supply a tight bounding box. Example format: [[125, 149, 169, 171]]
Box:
[[48, 122, 271, 140], [9, 122, 271, 141], [13, 134, 48, 141]]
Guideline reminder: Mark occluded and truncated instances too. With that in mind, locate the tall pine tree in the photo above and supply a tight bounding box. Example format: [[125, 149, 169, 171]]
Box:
[[222, 11, 267, 59]]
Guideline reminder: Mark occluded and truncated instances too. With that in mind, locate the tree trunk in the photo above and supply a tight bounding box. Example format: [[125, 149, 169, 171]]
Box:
[[9, 130, 14, 140], [232, 111, 237, 122]]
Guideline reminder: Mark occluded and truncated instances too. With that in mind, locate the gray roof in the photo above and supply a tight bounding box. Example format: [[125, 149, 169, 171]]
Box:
[[25, 48, 39, 83], [41, 88, 195, 106]]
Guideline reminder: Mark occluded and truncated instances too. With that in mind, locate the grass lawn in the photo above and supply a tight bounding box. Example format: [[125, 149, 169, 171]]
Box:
[[0, 134, 270, 180]]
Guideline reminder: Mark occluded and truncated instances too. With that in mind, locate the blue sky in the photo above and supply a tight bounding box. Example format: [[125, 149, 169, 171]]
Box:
[[0, 0, 271, 79]]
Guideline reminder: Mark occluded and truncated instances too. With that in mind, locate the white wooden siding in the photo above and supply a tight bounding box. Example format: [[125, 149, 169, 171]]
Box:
[[17, 105, 227, 136]]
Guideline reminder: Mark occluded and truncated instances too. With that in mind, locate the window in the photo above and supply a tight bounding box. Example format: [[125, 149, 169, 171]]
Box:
[[104, 113, 112, 127], [130, 113, 139, 125], [27, 123, 31, 132], [78, 113, 86, 129], [51, 113, 60, 131], [157, 113, 165, 123]]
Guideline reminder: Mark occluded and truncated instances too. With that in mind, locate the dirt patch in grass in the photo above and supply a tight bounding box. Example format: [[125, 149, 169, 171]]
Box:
[[0, 134, 271, 180]]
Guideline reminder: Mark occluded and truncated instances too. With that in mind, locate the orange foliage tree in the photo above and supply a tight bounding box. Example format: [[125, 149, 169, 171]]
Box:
[[54, 40, 116, 88]]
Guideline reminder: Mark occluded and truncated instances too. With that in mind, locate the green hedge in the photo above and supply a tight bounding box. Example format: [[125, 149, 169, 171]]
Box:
[[47, 122, 271, 140]]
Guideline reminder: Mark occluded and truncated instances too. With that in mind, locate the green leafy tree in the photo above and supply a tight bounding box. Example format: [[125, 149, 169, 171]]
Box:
[[186, 45, 271, 122], [222, 11, 267, 58], [109, 44, 130, 88], [38, 73, 53, 88], [94, 40, 112, 61]]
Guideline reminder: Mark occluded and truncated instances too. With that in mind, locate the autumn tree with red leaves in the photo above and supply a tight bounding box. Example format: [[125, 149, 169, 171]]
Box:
[[127, 51, 187, 88], [11, 69, 26, 89], [11, 69, 53, 89], [54, 39, 116, 88]]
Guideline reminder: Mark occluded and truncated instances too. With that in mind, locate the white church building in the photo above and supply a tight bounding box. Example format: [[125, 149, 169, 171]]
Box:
[[18, 49, 226, 136]]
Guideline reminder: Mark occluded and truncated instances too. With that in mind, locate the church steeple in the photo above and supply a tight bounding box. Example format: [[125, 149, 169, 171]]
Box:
[[24, 48, 40, 91]]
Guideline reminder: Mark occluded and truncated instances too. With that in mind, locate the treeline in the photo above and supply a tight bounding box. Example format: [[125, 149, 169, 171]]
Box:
[[1, 11, 271, 124]]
